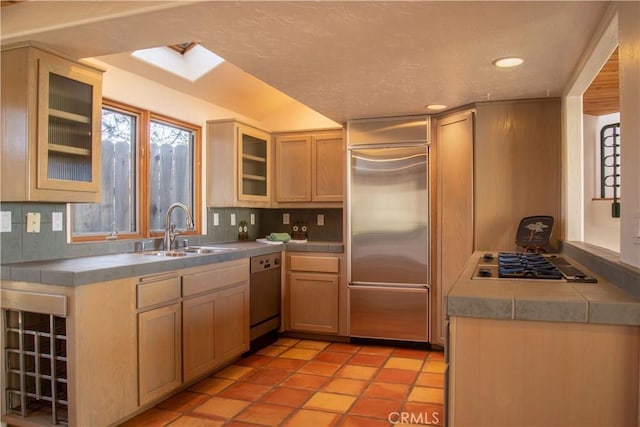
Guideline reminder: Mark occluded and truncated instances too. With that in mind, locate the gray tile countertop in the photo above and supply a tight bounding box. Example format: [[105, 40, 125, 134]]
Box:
[[447, 251, 640, 326], [1, 240, 343, 287]]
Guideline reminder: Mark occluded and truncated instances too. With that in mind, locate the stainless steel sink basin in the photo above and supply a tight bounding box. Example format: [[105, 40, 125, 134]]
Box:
[[140, 246, 237, 257], [184, 246, 237, 254], [142, 250, 189, 257]]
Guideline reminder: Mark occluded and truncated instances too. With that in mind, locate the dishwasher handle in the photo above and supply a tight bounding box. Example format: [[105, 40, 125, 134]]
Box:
[[250, 253, 282, 273]]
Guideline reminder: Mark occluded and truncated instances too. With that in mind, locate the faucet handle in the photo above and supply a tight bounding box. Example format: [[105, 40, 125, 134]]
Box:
[[135, 239, 154, 252]]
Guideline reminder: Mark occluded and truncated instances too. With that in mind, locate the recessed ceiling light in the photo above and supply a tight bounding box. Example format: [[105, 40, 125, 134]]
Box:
[[426, 104, 447, 111], [492, 57, 524, 68]]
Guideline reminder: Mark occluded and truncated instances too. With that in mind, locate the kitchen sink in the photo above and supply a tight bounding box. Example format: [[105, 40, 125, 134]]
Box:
[[140, 246, 237, 257], [184, 246, 238, 254], [142, 250, 189, 257]]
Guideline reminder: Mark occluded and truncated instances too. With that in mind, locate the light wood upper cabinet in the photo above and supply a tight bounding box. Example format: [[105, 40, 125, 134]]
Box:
[[312, 133, 344, 202], [207, 119, 272, 207], [1, 44, 103, 202], [274, 130, 344, 205], [275, 134, 312, 202]]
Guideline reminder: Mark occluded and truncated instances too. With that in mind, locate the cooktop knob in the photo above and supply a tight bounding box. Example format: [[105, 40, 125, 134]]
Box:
[[478, 268, 492, 277]]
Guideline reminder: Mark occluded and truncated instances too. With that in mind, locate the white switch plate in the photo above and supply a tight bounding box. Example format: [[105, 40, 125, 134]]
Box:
[[283, 213, 290, 225], [213, 213, 219, 226], [250, 214, 255, 225], [317, 214, 325, 226], [52, 212, 63, 231], [0, 211, 11, 232], [230, 213, 236, 226], [26, 212, 41, 233]]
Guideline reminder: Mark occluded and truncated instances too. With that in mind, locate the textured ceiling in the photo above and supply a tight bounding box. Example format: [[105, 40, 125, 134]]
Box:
[[1, 1, 611, 124]]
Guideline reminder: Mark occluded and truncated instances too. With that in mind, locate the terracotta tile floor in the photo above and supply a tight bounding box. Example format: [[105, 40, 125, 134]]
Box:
[[121, 338, 445, 426]]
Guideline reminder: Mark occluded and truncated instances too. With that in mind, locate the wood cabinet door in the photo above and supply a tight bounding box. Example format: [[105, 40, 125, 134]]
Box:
[[217, 283, 250, 363], [182, 292, 218, 382], [435, 111, 474, 345], [36, 51, 102, 196], [275, 134, 312, 202], [312, 132, 344, 202], [237, 123, 271, 202], [138, 303, 182, 405], [289, 272, 339, 334]]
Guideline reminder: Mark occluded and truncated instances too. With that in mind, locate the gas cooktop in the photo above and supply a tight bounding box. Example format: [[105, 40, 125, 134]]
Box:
[[472, 252, 597, 283]]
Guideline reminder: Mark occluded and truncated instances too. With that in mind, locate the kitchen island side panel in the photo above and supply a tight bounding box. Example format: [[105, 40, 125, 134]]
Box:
[[449, 316, 639, 426]]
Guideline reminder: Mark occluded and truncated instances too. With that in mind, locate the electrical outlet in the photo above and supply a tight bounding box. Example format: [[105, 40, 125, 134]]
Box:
[[317, 214, 325, 226], [250, 214, 255, 225], [283, 213, 290, 225], [230, 213, 236, 226], [213, 213, 219, 226], [0, 211, 11, 232], [52, 212, 63, 231]]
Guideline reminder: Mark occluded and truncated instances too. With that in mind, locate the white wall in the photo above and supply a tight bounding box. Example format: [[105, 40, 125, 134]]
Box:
[[261, 98, 341, 132], [563, 2, 640, 268], [583, 113, 620, 251], [617, 1, 640, 267], [88, 58, 259, 128]]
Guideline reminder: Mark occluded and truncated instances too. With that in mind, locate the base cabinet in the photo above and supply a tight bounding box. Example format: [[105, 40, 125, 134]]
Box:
[[286, 253, 342, 335], [289, 272, 339, 333], [1, 259, 250, 427], [1, 278, 139, 427], [138, 303, 182, 406], [448, 316, 639, 426], [182, 293, 217, 383], [182, 259, 250, 383], [217, 284, 250, 362], [136, 274, 182, 406]]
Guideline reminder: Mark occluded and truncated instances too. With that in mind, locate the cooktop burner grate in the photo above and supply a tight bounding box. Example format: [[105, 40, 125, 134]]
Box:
[[498, 252, 563, 280]]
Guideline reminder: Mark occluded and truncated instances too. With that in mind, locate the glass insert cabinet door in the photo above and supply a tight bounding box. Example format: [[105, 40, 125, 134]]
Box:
[[237, 124, 270, 201], [37, 56, 102, 194]]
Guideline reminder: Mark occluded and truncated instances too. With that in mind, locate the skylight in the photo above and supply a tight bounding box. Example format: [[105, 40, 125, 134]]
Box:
[[131, 43, 224, 82]]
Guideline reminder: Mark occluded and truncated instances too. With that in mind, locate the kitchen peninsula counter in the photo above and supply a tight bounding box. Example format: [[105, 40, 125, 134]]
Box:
[[0, 240, 343, 287], [447, 251, 640, 326], [446, 251, 640, 427]]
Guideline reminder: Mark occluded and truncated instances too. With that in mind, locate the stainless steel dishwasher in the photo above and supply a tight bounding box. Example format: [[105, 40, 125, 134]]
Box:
[[249, 252, 281, 351]]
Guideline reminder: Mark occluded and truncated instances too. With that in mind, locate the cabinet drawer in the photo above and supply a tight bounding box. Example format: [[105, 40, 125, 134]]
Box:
[[290, 256, 339, 273], [0, 289, 67, 317], [183, 263, 249, 297], [137, 275, 181, 310]]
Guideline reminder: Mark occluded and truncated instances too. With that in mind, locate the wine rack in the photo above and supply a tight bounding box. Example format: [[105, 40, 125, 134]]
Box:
[[4, 310, 68, 425]]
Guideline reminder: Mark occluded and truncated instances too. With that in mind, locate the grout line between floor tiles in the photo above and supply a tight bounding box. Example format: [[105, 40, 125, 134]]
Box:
[[143, 339, 444, 427]]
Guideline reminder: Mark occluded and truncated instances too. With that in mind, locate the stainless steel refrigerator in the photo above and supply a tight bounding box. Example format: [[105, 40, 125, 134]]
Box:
[[347, 116, 430, 342]]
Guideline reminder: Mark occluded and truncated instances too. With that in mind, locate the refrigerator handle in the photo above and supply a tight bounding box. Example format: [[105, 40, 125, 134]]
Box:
[[350, 282, 430, 289]]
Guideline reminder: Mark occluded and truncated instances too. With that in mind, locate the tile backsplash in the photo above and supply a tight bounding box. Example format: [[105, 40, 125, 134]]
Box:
[[0, 202, 343, 264], [206, 207, 343, 243], [259, 208, 343, 242]]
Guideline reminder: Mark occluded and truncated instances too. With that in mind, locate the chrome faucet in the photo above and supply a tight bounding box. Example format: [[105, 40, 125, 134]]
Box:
[[164, 203, 195, 251]]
